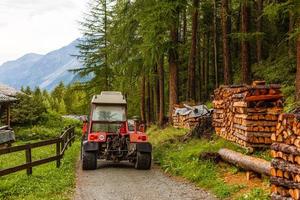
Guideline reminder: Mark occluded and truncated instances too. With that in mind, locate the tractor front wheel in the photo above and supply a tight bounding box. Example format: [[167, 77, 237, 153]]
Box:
[[135, 152, 151, 170], [82, 151, 97, 170]]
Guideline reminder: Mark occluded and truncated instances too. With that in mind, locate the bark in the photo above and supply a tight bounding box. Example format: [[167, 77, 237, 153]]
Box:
[[272, 158, 300, 175], [204, 34, 209, 100], [218, 148, 271, 175], [154, 65, 160, 123], [140, 75, 146, 123], [145, 77, 150, 125], [168, 8, 179, 121], [271, 143, 300, 156], [296, 18, 300, 101], [213, 0, 218, 88], [221, 0, 232, 85], [270, 177, 300, 190], [183, 7, 187, 44], [255, 0, 263, 63], [187, 0, 199, 100], [271, 193, 293, 200], [150, 80, 154, 123], [241, 0, 251, 84], [158, 56, 165, 127]]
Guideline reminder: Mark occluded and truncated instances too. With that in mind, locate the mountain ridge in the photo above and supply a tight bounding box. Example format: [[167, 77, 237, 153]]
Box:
[[0, 39, 84, 90]]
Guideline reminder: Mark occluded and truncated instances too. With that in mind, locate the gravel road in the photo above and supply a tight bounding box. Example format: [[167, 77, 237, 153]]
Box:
[[74, 161, 217, 200]]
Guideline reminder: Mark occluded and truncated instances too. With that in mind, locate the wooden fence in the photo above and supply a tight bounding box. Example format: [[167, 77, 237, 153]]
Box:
[[0, 126, 75, 176]]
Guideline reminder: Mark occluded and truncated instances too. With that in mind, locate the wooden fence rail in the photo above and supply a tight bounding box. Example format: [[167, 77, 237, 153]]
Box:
[[0, 125, 75, 177]]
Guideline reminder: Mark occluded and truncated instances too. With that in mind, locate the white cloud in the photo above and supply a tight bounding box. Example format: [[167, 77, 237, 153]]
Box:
[[0, 0, 88, 65]]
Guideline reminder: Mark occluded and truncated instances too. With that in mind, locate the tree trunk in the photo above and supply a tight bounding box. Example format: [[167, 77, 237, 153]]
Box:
[[241, 0, 251, 84], [213, 0, 218, 88], [218, 148, 271, 175], [168, 8, 179, 121], [255, 0, 263, 63], [140, 75, 145, 123], [183, 6, 187, 44], [221, 0, 232, 85], [204, 34, 209, 100], [289, 12, 295, 58], [145, 77, 150, 125], [158, 56, 165, 127], [187, 0, 199, 101], [296, 18, 300, 101], [154, 65, 160, 124]]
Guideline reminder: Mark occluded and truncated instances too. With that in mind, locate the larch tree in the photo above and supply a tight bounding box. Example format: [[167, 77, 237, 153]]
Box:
[[187, 0, 200, 100], [241, 0, 251, 84], [221, 0, 232, 85], [76, 0, 112, 91], [256, 0, 263, 63], [168, 4, 180, 119]]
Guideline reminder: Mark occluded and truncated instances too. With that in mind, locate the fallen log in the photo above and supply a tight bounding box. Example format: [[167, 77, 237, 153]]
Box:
[[218, 148, 271, 175]]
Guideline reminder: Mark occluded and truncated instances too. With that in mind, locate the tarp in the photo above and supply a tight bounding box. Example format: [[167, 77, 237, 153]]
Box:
[[0, 129, 15, 144], [173, 104, 212, 118]]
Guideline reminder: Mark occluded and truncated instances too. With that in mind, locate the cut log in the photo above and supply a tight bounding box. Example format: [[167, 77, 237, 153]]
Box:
[[271, 193, 293, 200], [271, 143, 300, 156], [270, 177, 300, 190], [272, 159, 300, 174], [218, 148, 271, 175]]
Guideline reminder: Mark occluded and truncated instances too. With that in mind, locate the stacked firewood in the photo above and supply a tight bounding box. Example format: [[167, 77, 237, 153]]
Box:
[[213, 81, 283, 149], [270, 113, 300, 200], [172, 104, 212, 129]]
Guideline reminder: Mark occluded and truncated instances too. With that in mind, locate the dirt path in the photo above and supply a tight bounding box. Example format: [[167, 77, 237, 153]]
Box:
[[74, 161, 217, 200]]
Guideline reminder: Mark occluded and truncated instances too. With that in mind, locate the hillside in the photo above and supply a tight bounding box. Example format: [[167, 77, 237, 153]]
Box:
[[0, 39, 83, 90]]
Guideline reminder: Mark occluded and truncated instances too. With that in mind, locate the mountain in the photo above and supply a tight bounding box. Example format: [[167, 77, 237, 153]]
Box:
[[0, 39, 84, 90]]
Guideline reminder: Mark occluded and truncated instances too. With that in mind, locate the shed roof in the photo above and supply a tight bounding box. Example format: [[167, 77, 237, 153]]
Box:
[[92, 91, 127, 105], [0, 83, 19, 97], [0, 94, 17, 103]]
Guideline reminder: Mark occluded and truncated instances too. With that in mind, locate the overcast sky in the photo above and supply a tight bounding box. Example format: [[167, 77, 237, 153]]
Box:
[[0, 0, 88, 65]]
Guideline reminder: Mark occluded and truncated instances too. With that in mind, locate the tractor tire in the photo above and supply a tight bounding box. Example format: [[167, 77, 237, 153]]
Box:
[[135, 152, 151, 170], [82, 151, 97, 170]]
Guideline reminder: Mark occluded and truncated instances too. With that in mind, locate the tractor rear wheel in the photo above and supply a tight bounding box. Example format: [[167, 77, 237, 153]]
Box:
[[82, 151, 97, 170], [135, 152, 151, 170]]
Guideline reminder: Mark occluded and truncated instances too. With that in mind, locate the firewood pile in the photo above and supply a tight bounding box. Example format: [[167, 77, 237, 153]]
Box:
[[270, 113, 300, 200], [213, 81, 283, 149], [172, 104, 212, 129]]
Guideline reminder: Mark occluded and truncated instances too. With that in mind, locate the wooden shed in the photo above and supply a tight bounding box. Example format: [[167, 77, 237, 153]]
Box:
[[0, 84, 19, 147]]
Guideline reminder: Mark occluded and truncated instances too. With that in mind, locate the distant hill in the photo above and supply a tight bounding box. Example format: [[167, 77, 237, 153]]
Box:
[[0, 39, 85, 90]]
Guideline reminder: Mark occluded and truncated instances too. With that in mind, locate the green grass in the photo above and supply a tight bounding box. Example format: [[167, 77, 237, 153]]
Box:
[[0, 140, 80, 200], [148, 126, 270, 199]]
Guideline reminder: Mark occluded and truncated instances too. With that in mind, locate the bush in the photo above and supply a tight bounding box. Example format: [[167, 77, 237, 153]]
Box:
[[11, 94, 47, 125]]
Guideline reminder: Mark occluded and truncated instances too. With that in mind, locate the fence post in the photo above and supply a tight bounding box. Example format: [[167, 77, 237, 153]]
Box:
[[61, 131, 65, 156], [25, 145, 32, 175], [56, 140, 61, 168]]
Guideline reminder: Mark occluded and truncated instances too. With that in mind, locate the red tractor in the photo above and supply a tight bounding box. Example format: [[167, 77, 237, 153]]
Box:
[[81, 91, 152, 170]]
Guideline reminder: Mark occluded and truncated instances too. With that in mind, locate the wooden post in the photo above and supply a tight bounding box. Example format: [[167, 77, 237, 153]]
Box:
[[25, 145, 32, 175], [56, 140, 61, 168]]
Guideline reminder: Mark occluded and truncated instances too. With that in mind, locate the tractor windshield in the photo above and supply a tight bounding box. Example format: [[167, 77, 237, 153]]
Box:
[[92, 105, 126, 122]]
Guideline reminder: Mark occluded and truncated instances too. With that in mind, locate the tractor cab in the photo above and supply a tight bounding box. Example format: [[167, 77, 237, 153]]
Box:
[[82, 91, 152, 170], [88, 92, 128, 138]]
